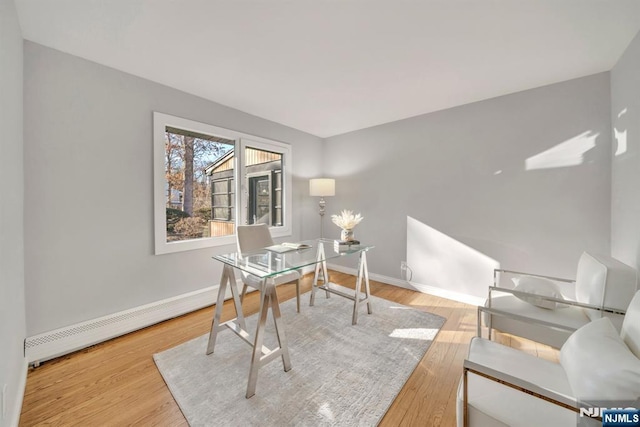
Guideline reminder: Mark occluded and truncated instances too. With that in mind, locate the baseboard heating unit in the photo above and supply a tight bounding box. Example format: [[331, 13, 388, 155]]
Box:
[[24, 285, 226, 366]]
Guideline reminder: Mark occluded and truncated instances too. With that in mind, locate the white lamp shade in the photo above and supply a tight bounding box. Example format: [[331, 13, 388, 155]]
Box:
[[309, 178, 335, 197]]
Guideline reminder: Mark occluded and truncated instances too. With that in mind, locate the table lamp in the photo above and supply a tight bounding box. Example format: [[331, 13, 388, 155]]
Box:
[[309, 178, 335, 237]]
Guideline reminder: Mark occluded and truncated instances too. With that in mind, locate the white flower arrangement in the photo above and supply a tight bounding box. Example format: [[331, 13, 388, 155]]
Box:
[[331, 210, 363, 230]]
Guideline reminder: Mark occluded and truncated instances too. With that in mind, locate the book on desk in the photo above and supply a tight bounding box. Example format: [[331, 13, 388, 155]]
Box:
[[334, 240, 360, 251], [265, 242, 312, 253]]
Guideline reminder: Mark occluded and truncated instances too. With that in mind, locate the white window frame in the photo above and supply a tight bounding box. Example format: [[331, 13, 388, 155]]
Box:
[[153, 112, 292, 255]]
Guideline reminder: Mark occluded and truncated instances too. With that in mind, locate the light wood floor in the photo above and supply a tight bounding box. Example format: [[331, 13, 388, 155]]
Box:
[[19, 272, 557, 426]]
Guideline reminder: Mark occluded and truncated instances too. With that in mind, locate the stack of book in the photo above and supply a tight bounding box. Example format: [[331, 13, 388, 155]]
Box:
[[334, 239, 360, 251], [266, 242, 312, 253]]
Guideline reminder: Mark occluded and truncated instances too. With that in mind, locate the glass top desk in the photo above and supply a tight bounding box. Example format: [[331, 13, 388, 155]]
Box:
[[205, 238, 374, 398]]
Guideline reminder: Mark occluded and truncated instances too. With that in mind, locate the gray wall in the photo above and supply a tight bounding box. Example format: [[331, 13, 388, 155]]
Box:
[[324, 74, 612, 298], [0, 0, 26, 424], [611, 30, 640, 272], [23, 42, 323, 336]]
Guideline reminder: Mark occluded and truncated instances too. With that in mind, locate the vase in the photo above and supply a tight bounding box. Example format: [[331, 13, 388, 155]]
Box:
[[341, 228, 354, 242]]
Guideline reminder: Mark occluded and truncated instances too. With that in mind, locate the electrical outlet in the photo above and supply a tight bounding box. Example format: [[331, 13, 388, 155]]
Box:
[[400, 261, 412, 281]]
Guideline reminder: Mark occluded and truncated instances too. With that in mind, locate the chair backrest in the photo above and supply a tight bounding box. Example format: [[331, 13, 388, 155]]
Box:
[[237, 224, 274, 254], [622, 290, 640, 359], [575, 252, 637, 321]]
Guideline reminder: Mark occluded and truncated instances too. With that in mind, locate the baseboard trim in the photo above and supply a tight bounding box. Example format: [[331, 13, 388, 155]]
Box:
[[326, 263, 409, 288], [326, 263, 484, 306], [299, 265, 316, 276], [405, 281, 485, 306], [25, 280, 243, 365]]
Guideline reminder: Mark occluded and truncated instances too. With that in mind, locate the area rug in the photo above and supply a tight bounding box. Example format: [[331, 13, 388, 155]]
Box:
[[154, 285, 445, 426]]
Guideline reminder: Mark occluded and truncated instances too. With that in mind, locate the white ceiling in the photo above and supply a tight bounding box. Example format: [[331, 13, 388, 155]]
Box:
[[15, 0, 640, 138]]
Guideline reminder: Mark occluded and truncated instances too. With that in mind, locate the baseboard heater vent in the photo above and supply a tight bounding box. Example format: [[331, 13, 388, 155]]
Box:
[[25, 285, 226, 366]]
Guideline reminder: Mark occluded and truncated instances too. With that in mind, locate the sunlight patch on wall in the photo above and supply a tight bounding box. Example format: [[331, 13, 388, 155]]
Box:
[[406, 216, 499, 300], [614, 108, 628, 157], [525, 131, 599, 170], [615, 128, 628, 156]]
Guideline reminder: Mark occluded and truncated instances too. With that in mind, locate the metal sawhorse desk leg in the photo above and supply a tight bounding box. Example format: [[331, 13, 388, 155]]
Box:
[[309, 243, 373, 325], [206, 264, 292, 398]]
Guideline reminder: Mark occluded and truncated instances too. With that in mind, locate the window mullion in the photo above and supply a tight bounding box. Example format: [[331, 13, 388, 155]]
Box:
[[236, 138, 246, 229]]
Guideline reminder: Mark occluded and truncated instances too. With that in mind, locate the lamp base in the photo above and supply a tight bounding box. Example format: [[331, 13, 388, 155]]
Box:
[[318, 198, 326, 237]]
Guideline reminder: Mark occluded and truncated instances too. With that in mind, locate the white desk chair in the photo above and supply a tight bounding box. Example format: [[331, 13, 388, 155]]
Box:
[[237, 224, 301, 312]]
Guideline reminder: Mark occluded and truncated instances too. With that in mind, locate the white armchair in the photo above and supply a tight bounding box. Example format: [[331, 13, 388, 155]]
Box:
[[457, 290, 640, 427], [481, 252, 637, 348]]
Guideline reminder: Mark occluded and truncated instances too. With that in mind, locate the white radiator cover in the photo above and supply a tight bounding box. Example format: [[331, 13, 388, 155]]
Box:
[[25, 281, 244, 365]]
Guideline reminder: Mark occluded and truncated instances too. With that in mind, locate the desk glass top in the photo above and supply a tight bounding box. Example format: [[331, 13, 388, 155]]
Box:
[[213, 238, 374, 278]]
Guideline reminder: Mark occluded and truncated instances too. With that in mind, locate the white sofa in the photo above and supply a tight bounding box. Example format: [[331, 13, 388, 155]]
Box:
[[482, 252, 637, 348], [457, 290, 640, 427]]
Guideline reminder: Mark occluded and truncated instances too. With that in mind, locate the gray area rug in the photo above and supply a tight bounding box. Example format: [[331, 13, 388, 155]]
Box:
[[154, 285, 445, 426]]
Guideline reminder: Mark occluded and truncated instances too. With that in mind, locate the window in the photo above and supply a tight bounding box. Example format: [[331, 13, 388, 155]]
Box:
[[211, 178, 234, 221], [244, 147, 283, 226], [154, 112, 292, 254], [164, 127, 235, 243]]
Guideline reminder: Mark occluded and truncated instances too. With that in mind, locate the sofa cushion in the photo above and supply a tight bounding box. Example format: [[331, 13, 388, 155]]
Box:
[[513, 276, 567, 309], [621, 291, 640, 359], [469, 337, 572, 393], [575, 252, 637, 321], [560, 317, 640, 401]]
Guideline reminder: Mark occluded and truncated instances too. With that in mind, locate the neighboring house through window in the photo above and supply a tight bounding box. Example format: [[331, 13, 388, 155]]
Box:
[[206, 147, 283, 230]]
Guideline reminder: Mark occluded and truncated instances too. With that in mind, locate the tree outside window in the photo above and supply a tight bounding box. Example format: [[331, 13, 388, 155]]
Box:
[[164, 127, 233, 242]]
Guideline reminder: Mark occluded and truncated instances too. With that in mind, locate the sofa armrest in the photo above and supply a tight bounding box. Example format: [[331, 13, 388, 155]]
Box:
[[476, 305, 578, 338], [493, 268, 576, 286], [462, 359, 599, 426], [488, 286, 628, 316]]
